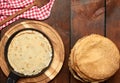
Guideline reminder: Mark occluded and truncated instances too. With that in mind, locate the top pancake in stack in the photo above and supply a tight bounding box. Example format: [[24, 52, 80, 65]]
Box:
[[69, 34, 120, 82]]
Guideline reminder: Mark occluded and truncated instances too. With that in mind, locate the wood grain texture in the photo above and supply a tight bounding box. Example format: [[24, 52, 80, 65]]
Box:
[[71, 0, 104, 83], [71, 0, 120, 83], [0, 21, 65, 83], [71, 0, 105, 46], [0, 31, 1, 40], [106, 0, 120, 83], [44, 0, 71, 83]]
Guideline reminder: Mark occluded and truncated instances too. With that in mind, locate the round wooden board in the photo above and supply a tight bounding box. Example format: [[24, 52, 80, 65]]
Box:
[[0, 20, 65, 83]]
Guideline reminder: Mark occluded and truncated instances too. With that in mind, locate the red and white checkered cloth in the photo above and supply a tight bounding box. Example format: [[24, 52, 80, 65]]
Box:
[[0, 0, 55, 30]]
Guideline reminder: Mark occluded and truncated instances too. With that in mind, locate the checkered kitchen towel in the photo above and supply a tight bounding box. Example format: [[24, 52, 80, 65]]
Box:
[[0, 0, 55, 30]]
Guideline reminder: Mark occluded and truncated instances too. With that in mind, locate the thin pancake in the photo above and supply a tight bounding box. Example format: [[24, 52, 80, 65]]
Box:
[[8, 30, 52, 76], [75, 34, 120, 80]]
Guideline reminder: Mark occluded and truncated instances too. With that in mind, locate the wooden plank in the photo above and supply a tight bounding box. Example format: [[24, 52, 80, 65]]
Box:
[[45, 0, 70, 83], [0, 29, 6, 83], [106, 0, 120, 83], [0, 20, 7, 83], [0, 23, 6, 83], [0, 31, 1, 40], [71, 0, 105, 83]]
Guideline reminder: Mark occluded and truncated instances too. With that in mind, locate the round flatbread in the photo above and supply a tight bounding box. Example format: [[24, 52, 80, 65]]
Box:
[[8, 30, 53, 76], [69, 34, 120, 82]]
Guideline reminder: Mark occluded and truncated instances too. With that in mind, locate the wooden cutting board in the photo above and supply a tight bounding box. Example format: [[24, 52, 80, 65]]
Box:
[[0, 20, 65, 83]]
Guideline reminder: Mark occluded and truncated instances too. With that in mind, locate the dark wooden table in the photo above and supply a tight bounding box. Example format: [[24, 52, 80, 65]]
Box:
[[0, 0, 120, 83]]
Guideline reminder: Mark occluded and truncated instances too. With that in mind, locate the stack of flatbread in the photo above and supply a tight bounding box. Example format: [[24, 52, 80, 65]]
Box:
[[8, 30, 53, 76], [69, 34, 120, 82]]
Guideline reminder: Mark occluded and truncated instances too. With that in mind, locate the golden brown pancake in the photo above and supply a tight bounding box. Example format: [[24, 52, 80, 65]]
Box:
[[69, 34, 120, 82]]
